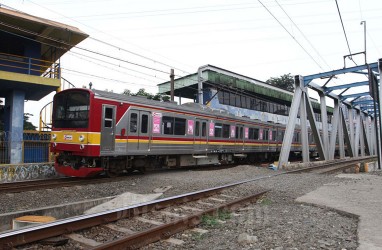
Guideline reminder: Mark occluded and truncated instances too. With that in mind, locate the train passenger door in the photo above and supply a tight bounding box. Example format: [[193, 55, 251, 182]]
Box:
[[127, 110, 151, 151], [194, 119, 207, 151], [101, 105, 116, 152]]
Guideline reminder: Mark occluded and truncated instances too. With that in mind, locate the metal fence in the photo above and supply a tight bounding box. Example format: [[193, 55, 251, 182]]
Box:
[[0, 131, 52, 165]]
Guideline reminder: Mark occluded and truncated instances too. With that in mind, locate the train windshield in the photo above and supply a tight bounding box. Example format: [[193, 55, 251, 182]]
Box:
[[52, 90, 90, 128]]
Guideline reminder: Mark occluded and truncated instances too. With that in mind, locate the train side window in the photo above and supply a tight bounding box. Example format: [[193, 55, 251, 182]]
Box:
[[248, 128, 254, 139], [174, 118, 186, 135], [141, 114, 148, 133], [235, 126, 239, 139], [263, 130, 269, 140], [130, 113, 138, 133], [195, 121, 200, 136], [253, 128, 259, 140], [222, 124, 230, 138], [163, 116, 174, 135], [215, 123, 222, 138], [202, 122, 207, 137], [273, 130, 277, 141], [239, 127, 243, 139], [104, 107, 113, 128]]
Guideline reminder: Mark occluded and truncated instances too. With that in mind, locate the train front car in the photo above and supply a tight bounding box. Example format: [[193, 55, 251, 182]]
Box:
[[51, 89, 103, 177]]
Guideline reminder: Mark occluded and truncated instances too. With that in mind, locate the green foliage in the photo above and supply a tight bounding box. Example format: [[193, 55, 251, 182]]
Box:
[[201, 214, 219, 228], [266, 73, 294, 92], [0, 109, 36, 131], [191, 232, 206, 241], [23, 113, 37, 131], [201, 210, 231, 228], [122, 88, 170, 102], [260, 197, 272, 206]]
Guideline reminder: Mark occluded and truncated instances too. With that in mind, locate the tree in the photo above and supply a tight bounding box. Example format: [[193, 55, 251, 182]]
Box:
[[122, 88, 170, 102], [266, 73, 294, 92]]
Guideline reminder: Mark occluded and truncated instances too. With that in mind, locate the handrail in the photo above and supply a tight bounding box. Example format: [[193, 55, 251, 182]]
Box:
[[0, 52, 60, 79]]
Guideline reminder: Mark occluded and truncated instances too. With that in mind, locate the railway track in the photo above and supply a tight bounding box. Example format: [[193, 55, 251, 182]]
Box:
[[0, 156, 376, 249], [0, 156, 375, 194], [0, 176, 129, 194], [0, 180, 268, 249]]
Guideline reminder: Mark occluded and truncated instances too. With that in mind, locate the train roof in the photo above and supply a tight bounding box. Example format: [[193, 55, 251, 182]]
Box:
[[91, 89, 284, 126]]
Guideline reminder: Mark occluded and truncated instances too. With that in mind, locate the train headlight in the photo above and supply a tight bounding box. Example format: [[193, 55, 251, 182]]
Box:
[[79, 135, 85, 142], [80, 144, 85, 150], [52, 134, 57, 140], [52, 142, 57, 147]]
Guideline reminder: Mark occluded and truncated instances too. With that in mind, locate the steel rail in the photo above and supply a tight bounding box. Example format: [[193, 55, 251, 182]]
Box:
[[91, 190, 268, 250], [0, 176, 129, 194]]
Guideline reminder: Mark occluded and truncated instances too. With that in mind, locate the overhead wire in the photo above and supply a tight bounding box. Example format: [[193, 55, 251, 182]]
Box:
[[24, 0, 194, 75], [257, 0, 325, 71], [274, 0, 332, 71], [334, 0, 357, 65]]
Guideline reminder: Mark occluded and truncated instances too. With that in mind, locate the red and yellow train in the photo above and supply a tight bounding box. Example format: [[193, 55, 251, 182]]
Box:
[[51, 88, 310, 177]]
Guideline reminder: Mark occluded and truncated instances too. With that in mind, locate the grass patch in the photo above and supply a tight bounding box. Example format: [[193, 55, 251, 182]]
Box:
[[217, 210, 231, 220], [191, 232, 206, 241], [260, 197, 272, 206], [201, 210, 231, 228]]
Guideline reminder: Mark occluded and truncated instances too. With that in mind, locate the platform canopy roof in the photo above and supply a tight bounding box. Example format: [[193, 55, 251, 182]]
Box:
[[0, 6, 88, 67]]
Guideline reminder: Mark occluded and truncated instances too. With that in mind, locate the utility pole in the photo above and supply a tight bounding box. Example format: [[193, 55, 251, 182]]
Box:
[[361, 21, 367, 64], [170, 69, 174, 102]]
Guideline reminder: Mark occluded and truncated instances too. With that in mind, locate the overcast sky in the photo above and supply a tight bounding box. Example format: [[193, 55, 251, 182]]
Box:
[[1, 0, 381, 126]]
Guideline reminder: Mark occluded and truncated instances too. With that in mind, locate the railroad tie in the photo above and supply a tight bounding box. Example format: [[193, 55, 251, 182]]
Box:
[[163, 238, 185, 245], [136, 217, 164, 226], [65, 233, 101, 247], [207, 197, 226, 202], [160, 211, 186, 218], [181, 206, 203, 212], [197, 201, 215, 206], [102, 224, 135, 234]]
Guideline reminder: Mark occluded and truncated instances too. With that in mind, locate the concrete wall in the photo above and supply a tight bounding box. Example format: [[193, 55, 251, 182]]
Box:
[[0, 162, 57, 183]]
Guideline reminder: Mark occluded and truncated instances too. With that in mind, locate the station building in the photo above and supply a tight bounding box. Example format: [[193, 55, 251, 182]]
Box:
[[158, 65, 333, 128]]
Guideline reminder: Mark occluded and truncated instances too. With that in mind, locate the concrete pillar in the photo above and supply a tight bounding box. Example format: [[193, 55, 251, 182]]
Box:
[[5, 90, 25, 164]]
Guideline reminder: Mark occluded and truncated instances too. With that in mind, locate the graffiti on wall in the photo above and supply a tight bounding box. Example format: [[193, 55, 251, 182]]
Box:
[[0, 163, 57, 183]]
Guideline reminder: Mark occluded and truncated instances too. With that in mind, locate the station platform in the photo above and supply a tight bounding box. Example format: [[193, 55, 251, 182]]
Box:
[[297, 171, 382, 250]]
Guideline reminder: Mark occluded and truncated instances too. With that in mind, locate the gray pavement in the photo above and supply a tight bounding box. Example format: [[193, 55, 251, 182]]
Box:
[[297, 172, 382, 250]]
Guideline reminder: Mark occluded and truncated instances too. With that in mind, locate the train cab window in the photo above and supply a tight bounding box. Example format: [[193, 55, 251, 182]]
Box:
[[174, 118, 186, 135], [130, 113, 138, 133], [215, 123, 222, 138], [222, 124, 230, 138], [104, 108, 113, 128], [195, 121, 200, 136], [202, 122, 207, 137], [141, 114, 148, 133], [53, 90, 90, 128]]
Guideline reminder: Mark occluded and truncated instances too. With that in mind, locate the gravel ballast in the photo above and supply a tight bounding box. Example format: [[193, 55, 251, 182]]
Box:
[[1, 165, 366, 249]]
